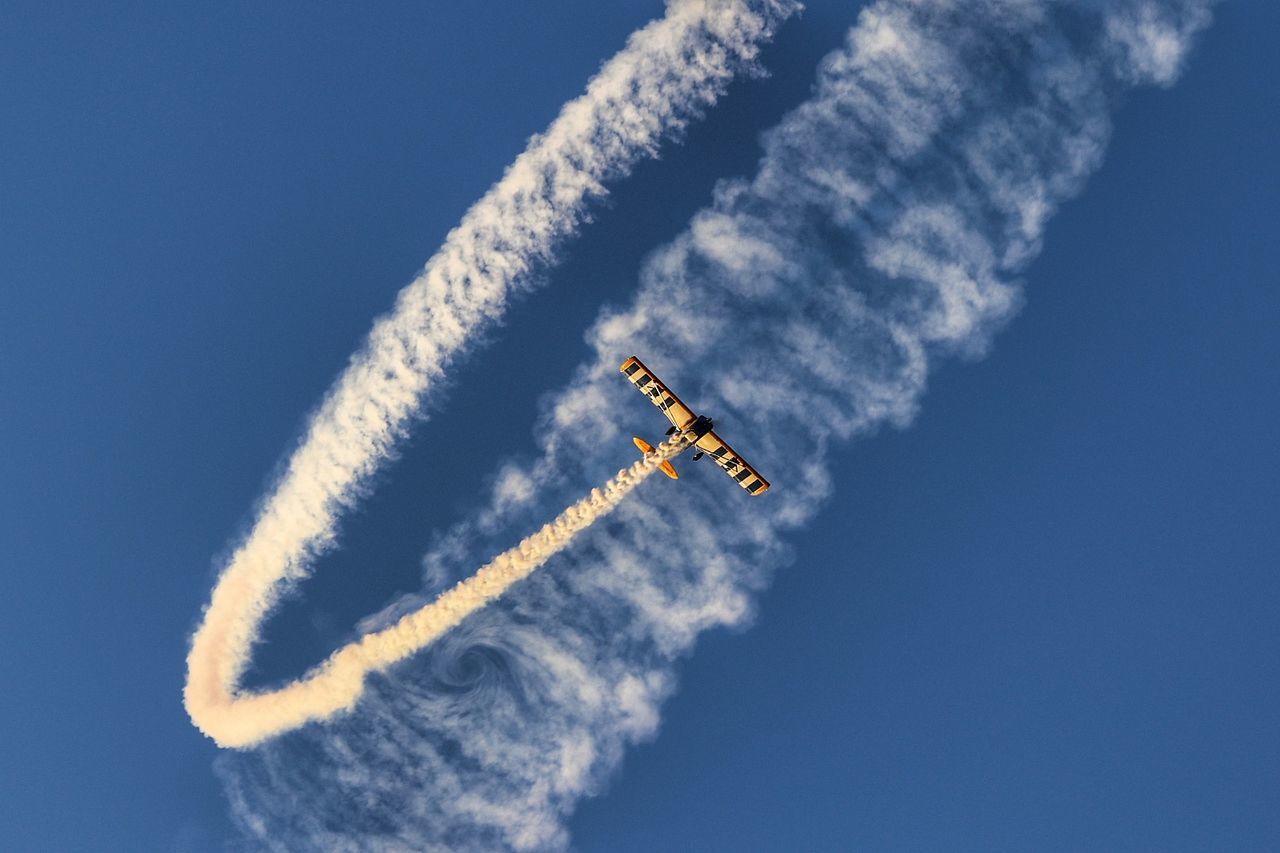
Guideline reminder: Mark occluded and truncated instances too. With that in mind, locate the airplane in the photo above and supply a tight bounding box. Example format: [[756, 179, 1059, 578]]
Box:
[[620, 355, 770, 495]]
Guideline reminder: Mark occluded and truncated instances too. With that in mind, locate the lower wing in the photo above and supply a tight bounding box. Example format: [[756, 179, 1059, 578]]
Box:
[[694, 430, 769, 495]]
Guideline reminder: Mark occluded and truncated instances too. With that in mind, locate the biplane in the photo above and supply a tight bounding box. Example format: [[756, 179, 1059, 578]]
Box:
[[620, 356, 770, 495]]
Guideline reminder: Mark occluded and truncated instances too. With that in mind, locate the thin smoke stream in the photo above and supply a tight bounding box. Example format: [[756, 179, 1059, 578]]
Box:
[[191, 439, 685, 748]]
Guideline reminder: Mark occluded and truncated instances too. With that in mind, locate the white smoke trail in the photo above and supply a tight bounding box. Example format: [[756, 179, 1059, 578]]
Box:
[[185, 0, 796, 748], [218, 0, 1215, 849], [190, 438, 686, 749]]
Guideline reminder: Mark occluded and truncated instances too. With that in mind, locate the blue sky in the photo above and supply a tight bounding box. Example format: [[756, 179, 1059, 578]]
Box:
[[2, 1, 1276, 850]]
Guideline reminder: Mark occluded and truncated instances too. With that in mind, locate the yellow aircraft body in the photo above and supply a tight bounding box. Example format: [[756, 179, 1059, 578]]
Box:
[[620, 356, 770, 495]]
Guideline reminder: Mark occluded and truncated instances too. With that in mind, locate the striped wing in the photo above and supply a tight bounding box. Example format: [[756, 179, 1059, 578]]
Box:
[[620, 356, 697, 430], [695, 430, 770, 495]]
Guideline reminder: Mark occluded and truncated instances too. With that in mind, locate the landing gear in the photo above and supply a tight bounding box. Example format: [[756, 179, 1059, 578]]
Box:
[[691, 451, 705, 461]]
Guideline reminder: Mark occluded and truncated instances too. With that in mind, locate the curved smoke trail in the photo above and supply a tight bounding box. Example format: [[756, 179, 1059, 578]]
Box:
[[216, 1, 1215, 850], [184, 0, 795, 748], [192, 438, 686, 748]]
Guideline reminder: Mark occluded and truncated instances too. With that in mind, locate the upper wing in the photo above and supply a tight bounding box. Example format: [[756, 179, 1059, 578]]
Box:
[[695, 430, 770, 495], [620, 356, 697, 431]]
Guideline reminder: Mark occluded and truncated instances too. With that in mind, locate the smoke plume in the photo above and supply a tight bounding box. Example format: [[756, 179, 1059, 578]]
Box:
[[211, 0, 1214, 849], [185, 0, 796, 748]]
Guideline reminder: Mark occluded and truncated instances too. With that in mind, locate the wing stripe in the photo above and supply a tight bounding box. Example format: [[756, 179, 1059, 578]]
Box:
[[620, 356, 697, 431], [693, 428, 769, 496]]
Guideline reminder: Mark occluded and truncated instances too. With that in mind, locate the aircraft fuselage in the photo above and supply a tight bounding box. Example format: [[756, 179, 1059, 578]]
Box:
[[685, 415, 715, 441]]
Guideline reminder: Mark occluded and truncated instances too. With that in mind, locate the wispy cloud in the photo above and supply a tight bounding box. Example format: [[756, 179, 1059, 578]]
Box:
[[185, 0, 797, 749], [214, 0, 1213, 849]]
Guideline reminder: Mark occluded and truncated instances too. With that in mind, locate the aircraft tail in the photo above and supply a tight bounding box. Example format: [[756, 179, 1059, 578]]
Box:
[[633, 436, 678, 480]]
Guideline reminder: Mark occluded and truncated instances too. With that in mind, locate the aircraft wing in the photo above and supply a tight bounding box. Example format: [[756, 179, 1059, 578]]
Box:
[[695, 430, 770, 495], [620, 356, 697, 431]]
